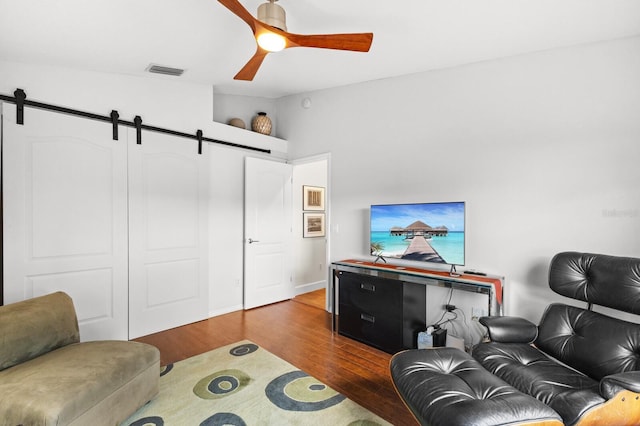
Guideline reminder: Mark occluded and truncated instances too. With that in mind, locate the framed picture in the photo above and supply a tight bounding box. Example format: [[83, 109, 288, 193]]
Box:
[[303, 212, 325, 238], [303, 185, 325, 211]]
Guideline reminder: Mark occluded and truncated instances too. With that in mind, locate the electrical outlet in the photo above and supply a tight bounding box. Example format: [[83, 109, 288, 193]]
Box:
[[472, 307, 487, 320]]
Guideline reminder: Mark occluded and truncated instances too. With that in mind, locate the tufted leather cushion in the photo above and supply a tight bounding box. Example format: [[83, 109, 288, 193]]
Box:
[[479, 316, 538, 343], [392, 253, 640, 426], [391, 348, 562, 426], [535, 303, 640, 380], [601, 371, 640, 398], [473, 342, 604, 426], [549, 251, 640, 314], [473, 301, 640, 425]]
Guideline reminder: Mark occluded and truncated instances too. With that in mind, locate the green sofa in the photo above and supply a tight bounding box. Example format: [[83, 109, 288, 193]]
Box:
[[0, 292, 160, 425]]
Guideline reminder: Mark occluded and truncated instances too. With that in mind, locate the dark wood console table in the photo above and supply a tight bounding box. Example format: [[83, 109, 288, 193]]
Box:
[[331, 259, 504, 353]]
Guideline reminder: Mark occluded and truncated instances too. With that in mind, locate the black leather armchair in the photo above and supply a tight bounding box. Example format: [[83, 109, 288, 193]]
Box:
[[391, 252, 640, 426]]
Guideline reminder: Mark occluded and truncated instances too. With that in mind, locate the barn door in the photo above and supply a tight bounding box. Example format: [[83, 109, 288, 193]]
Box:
[[127, 128, 209, 339], [2, 103, 129, 341]]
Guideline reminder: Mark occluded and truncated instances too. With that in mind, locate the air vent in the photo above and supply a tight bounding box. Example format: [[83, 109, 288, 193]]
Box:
[[146, 64, 185, 77]]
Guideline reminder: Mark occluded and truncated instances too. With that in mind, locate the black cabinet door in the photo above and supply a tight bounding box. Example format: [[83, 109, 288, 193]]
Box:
[[338, 271, 403, 315], [338, 271, 404, 353], [338, 303, 403, 353], [403, 282, 427, 349]]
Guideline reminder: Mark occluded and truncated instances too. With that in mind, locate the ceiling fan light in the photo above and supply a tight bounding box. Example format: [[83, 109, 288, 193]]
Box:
[[257, 0, 287, 31], [257, 32, 286, 52]]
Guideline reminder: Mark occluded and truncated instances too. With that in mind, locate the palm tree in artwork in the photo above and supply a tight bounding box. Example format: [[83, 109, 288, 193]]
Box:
[[370, 242, 384, 256]]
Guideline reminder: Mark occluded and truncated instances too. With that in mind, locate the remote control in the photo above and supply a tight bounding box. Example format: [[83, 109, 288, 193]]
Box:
[[464, 270, 487, 276]]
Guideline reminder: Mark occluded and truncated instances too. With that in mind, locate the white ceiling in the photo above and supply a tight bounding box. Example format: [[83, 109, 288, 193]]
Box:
[[1, 0, 639, 99]]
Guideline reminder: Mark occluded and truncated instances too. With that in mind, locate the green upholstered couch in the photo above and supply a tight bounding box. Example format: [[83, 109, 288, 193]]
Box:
[[0, 292, 160, 425]]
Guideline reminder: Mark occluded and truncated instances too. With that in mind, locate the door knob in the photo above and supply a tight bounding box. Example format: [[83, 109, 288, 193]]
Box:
[[247, 238, 260, 244]]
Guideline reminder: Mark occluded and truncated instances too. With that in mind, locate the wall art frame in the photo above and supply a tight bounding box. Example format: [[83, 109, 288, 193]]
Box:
[[303, 185, 325, 211], [303, 212, 325, 238]]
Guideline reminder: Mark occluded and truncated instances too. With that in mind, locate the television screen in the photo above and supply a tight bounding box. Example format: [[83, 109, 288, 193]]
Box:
[[370, 202, 465, 265]]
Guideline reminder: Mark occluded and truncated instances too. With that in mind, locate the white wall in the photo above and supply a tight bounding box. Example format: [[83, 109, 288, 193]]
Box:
[[277, 37, 640, 323]]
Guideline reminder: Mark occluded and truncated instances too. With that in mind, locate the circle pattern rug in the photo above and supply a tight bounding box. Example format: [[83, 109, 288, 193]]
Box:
[[123, 340, 390, 425]]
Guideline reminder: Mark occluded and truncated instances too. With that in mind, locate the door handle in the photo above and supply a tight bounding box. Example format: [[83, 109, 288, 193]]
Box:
[[247, 238, 260, 244]]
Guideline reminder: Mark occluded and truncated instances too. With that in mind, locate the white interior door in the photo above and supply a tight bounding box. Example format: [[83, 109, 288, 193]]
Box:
[[244, 157, 293, 309], [128, 128, 209, 339], [2, 103, 129, 341]]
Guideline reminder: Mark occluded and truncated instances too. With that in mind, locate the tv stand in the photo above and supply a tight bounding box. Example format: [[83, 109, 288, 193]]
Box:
[[373, 254, 387, 264], [449, 264, 460, 277], [331, 260, 504, 354]]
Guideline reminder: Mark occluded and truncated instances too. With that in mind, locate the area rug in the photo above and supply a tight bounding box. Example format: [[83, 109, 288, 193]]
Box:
[[122, 340, 391, 425]]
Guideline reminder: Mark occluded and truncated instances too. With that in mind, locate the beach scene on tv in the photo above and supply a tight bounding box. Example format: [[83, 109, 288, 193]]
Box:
[[370, 202, 465, 265]]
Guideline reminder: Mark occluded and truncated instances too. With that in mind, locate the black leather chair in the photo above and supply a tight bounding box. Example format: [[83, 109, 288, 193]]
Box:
[[391, 252, 640, 426]]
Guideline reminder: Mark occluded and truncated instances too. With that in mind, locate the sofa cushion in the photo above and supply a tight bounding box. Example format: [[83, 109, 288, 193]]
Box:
[[0, 292, 80, 371], [391, 347, 562, 426], [0, 340, 159, 425], [473, 342, 605, 426], [535, 303, 640, 380]]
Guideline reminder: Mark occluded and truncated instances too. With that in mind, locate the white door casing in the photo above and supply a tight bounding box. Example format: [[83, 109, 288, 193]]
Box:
[[127, 128, 209, 339], [2, 103, 129, 341], [244, 157, 293, 309]]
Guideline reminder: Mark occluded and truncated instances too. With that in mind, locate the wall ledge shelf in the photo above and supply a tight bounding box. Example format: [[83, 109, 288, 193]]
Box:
[[211, 120, 288, 156]]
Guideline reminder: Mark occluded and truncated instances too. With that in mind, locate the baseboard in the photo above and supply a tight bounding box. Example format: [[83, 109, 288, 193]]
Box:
[[208, 304, 243, 318], [295, 280, 326, 296], [208, 285, 325, 317]]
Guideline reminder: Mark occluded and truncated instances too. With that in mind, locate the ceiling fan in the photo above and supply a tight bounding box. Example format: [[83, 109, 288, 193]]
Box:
[[218, 0, 374, 81]]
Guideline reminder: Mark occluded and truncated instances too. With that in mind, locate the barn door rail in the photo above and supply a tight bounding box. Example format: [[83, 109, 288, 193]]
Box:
[[0, 89, 271, 155]]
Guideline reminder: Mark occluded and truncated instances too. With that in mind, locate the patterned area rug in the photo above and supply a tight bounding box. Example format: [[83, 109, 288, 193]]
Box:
[[122, 340, 391, 425]]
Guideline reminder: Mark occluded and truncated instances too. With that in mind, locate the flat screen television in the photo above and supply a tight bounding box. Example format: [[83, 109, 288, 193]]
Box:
[[370, 201, 465, 266]]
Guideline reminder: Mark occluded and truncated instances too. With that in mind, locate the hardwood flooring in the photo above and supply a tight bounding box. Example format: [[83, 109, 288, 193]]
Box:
[[134, 289, 418, 425], [291, 287, 327, 310]]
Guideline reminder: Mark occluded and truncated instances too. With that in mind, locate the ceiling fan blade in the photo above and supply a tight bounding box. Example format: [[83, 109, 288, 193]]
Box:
[[234, 48, 269, 81], [217, 1, 374, 80], [285, 32, 373, 52], [218, 0, 258, 33]]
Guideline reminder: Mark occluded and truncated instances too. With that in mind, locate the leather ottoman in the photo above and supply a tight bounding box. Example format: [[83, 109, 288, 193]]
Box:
[[390, 347, 562, 426]]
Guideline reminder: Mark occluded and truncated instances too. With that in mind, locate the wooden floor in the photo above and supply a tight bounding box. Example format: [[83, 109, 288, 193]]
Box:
[[134, 289, 418, 425]]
